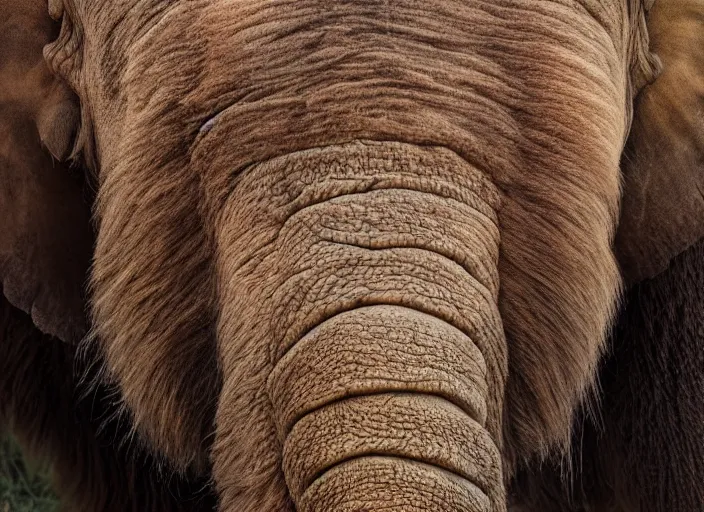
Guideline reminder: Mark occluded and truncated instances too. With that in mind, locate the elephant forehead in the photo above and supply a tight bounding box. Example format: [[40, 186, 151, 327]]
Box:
[[73, 0, 631, 202], [171, 1, 623, 205]]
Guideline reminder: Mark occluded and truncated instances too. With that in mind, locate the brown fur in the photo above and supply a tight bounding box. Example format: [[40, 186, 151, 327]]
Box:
[[0, 295, 217, 511], [510, 236, 704, 511], [48, 1, 224, 470], [511, 0, 704, 507], [1, 0, 701, 510], [0, 3, 218, 508]]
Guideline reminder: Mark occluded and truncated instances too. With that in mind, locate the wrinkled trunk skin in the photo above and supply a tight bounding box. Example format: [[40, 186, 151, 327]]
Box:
[[212, 140, 507, 511]]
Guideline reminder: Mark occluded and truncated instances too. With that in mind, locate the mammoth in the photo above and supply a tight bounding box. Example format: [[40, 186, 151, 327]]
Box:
[[0, 0, 702, 511]]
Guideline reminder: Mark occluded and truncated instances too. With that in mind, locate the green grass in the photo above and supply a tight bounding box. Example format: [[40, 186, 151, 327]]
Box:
[[0, 437, 57, 512]]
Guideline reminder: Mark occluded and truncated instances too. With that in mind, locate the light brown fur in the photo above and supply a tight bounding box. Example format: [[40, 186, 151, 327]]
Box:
[[1, 0, 702, 510]]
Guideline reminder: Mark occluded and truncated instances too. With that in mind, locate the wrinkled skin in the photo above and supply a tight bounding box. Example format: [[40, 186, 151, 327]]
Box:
[[0, 0, 702, 511]]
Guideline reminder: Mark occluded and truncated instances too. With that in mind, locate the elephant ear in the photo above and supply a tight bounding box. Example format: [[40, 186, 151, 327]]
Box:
[[616, 0, 704, 284], [0, 2, 92, 342]]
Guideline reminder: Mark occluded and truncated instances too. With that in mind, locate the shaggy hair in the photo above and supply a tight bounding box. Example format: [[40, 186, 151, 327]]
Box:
[[2, 0, 700, 510], [44, 1, 225, 471], [0, 295, 217, 512], [509, 237, 704, 511], [510, 0, 704, 507]]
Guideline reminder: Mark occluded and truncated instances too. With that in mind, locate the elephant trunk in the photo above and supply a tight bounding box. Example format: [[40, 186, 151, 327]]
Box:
[[271, 305, 504, 511], [213, 140, 507, 512]]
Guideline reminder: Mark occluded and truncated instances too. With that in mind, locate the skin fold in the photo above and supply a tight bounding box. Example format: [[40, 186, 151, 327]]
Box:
[[0, 0, 702, 511]]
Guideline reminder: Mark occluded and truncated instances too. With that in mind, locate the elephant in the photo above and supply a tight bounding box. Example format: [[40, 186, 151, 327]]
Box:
[[0, 0, 702, 510]]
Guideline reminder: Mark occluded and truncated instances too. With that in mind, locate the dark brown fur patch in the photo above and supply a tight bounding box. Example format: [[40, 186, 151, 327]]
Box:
[[0, 295, 217, 512], [510, 236, 704, 511]]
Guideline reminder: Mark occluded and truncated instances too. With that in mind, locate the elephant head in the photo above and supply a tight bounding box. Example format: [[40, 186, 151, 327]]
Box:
[[1, 0, 702, 511]]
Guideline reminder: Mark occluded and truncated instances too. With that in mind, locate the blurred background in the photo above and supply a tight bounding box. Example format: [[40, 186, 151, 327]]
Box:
[[0, 437, 56, 512]]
